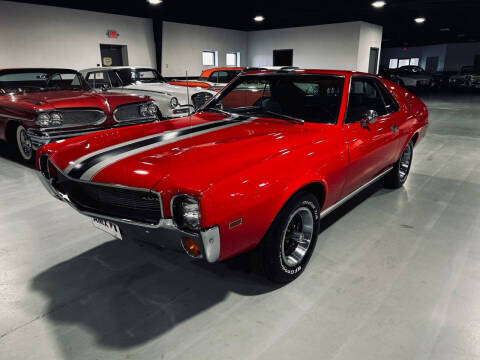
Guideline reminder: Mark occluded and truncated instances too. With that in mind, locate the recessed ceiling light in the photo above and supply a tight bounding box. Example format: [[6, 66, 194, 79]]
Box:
[[414, 17, 426, 24], [254, 15, 265, 22], [147, 0, 162, 5], [371, 1, 386, 8]]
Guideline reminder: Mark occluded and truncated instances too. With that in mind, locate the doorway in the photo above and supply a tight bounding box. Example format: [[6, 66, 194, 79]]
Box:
[[273, 49, 293, 67], [426, 56, 439, 73], [368, 47, 379, 74], [99, 44, 128, 67]]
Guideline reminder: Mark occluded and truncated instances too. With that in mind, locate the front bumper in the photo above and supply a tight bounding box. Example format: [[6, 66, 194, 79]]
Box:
[[37, 171, 221, 262], [27, 119, 158, 150]]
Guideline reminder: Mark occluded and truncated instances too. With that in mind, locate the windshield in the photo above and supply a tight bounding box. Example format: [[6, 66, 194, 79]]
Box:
[[0, 70, 89, 93], [400, 66, 426, 74], [203, 74, 344, 124], [116, 68, 166, 85]]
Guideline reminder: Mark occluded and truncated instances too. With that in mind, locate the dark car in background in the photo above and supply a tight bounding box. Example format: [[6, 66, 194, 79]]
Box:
[[449, 66, 480, 88]]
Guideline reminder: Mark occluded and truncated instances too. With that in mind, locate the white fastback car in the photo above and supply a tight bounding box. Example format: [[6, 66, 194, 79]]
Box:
[[80, 67, 215, 118]]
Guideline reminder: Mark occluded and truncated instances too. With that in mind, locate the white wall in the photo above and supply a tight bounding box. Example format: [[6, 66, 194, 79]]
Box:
[[247, 21, 382, 73], [0, 0, 156, 70], [161, 21, 248, 77], [357, 22, 383, 73]]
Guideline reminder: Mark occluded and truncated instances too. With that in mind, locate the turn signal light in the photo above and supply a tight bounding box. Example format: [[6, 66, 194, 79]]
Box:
[[181, 237, 201, 258]]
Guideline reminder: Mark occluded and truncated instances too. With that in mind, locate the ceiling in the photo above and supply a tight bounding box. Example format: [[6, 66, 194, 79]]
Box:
[[12, 0, 480, 47]]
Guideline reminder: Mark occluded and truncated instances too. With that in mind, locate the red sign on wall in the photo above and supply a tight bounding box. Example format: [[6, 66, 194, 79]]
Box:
[[107, 30, 119, 38]]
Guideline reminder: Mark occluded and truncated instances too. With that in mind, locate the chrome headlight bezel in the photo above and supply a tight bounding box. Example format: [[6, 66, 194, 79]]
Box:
[[169, 97, 179, 109], [171, 195, 201, 233], [139, 103, 150, 117], [147, 102, 158, 116], [35, 111, 64, 127]]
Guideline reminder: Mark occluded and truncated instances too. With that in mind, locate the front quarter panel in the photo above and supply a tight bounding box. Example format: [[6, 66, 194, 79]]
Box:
[[206, 126, 348, 261]]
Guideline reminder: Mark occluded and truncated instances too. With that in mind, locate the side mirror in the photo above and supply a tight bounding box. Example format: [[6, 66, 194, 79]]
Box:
[[101, 84, 111, 92], [361, 110, 378, 128]]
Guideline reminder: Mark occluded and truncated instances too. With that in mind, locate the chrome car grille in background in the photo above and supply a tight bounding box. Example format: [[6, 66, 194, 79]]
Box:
[[57, 109, 106, 127], [113, 102, 156, 123], [191, 92, 213, 110]]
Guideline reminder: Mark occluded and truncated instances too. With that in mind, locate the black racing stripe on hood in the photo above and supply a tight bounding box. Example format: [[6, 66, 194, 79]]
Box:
[[67, 118, 245, 179]]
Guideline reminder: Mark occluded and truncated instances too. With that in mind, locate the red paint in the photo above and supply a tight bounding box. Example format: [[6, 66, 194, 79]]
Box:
[[0, 68, 156, 142], [37, 70, 428, 261]]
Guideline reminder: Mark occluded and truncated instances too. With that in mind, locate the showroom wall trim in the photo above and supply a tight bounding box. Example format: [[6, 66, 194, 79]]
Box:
[[0, 0, 157, 70]]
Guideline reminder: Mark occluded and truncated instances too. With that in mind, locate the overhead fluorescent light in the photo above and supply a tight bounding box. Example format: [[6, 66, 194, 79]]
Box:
[[147, 0, 163, 5], [440, 28, 451, 32], [371, 1, 386, 8], [254, 15, 265, 22], [414, 17, 426, 24]]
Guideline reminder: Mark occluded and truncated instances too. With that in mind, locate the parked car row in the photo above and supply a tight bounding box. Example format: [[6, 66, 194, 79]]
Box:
[[0, 67, 215, 162], [380, 65, 480, 90]]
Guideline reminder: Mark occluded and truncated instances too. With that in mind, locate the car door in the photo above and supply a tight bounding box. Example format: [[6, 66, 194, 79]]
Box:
[[341, 76, 400, 196]]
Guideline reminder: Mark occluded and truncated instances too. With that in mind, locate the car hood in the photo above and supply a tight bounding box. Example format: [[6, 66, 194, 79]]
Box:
[[122, 83, 214, 102], [46, 112, 326, 192], [9, 90, 148, 113]]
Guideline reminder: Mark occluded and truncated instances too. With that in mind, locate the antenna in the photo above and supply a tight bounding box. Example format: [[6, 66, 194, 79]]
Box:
[[185, 70, 191, 119]]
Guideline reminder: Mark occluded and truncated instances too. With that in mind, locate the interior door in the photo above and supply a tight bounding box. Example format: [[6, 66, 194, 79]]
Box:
[[368, 48, 379, 74], [426, 56, 439, 73], [342, 76, 400, 196]]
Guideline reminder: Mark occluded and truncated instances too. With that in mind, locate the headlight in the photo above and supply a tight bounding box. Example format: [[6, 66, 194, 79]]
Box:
[[36, 113, 51, 127], [139, 103, 149, 117], [170, 97, 179, 109], [50, 112, 63, 126], [172, 195, 200, 232], [147, 103, 158, 116]]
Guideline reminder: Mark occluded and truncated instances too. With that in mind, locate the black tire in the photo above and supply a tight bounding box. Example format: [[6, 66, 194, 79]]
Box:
[[384, 141, 413, 189], [257, 192, 320, 283], [11, 124, 34, 163]]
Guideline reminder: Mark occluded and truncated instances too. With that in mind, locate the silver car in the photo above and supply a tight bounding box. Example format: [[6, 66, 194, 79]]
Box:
[[80, 67, 216, 119], [391, 66, 435, 88]]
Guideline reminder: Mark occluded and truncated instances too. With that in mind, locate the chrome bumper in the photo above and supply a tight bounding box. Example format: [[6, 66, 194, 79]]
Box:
[[37, 172, 221, 262], [27, 120, 158, 150]]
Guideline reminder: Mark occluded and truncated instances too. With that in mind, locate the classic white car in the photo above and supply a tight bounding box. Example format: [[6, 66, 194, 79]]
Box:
[[80, 67, 215, 118]]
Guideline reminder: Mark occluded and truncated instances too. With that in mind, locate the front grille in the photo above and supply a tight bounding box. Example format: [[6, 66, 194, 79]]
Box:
[[191, 92, 213, 110], [113, 102, 156, 123], [58, 109, 106, 127], [52, 169, 162, 225]]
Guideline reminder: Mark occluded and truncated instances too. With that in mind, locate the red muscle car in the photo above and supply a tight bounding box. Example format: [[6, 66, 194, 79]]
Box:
[[0, 68, 159, 162], [169, 67, 245, 91], [36, 68, 428, 283]]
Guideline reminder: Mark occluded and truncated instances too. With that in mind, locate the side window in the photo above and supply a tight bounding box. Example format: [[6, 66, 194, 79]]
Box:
[[86, 71, 110, 89], [375, 79, 400, 114], [108, 71, 122, 87], [346, 78, 387, 123]]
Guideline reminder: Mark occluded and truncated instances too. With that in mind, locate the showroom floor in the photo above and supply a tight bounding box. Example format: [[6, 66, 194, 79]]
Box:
[[1, 92, 480, 360]]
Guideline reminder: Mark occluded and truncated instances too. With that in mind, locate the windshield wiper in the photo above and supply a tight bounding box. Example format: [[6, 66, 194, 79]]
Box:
[[252, 109, 305, 125], [203, 107, 233, 117]]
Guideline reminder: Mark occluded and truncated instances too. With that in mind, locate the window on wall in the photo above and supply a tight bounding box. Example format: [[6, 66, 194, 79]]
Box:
[[389, 59, 399, 69], [226, 52, 240, 67], [389, 57, 421, 69], [202, 51, 217, 66], [410, 58, 420, 66]]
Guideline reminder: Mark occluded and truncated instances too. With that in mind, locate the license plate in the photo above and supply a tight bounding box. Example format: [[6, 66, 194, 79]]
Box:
[[92, 218, 122, 239]]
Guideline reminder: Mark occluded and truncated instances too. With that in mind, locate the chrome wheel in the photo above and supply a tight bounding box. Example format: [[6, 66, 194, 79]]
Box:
[[399, 144, 412, 181], [281, 207, 314, 267], [16, 125, 33, 160]]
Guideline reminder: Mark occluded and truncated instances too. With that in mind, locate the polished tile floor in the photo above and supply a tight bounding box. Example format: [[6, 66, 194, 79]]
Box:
[[1, 92, 480, 360]]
